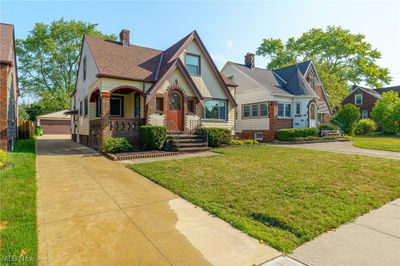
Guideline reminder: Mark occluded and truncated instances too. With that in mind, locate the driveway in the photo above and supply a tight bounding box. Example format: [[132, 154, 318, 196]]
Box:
[[36, 135, 279, 265], [274, 141, 400, 160], [290, 199, 400, 266]]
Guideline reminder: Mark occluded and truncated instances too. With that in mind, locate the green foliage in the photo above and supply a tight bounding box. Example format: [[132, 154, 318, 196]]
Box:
[[277, 128, 319, 141], [332, 104, 360, 135], [355, 119, 377, 135], [102, 137, 132, 153], [243, 139, 259, 145], [17, 18, 116, 118], [139, 126, 167, 150], [256, 26, 392, 109], [318, 123, 339, 131], [230, 139, 244, 145], [204, 128, 231, 147], [0, 150, 8, 168], [371, 91, 400, 135]]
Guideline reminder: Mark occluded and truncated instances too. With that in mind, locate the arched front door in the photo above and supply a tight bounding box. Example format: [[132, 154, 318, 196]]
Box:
[[167, 90, 184, 131], [309, 102, 317, 128]]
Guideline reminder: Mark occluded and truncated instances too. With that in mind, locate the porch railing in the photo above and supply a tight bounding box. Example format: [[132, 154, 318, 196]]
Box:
[[110, 118, 145, 145], [165, 119, 181, 150], [188, 119, 208, 145]]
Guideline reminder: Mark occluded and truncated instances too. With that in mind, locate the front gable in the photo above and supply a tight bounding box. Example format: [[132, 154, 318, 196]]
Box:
[[178, 41, 226, 99], [304, 62, 332, 114]]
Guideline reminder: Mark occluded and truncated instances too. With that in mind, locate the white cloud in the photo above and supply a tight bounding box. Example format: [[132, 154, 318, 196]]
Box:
[[226, 39, 233, 50]]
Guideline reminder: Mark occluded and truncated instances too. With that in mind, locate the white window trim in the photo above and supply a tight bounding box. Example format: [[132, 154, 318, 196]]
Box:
[[355, 93, 363, 105], [202, 99, 227, 121], [295, 103, 301, 115], [278, 102, 292, 119], [242, 102, 269, 119]]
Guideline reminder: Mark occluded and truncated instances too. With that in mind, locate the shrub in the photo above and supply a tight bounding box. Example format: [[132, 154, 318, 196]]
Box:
[[355, 119, 377, 135], [230, 139, 244, 145], [201, 128, 231, 147], [102, 137, 132, 153], [371, 91, 400, 135], [332, 104, 360, 135], [0, 150, 8, 168], [277, 128, 319, 141], [139, 125, 167, 150], [318, 123, 339, 131], [243, 139, 259, 145]]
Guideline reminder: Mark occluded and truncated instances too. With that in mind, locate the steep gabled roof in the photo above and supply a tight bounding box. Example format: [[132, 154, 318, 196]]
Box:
[[0, 23, 14, 65], [86, 35, 162, 82], [145, 59, 204, 104], [375, 85, 400, 95], [285, 68, 318, 97], [83, 31, 237, 106], [273, 61, 312, 82]]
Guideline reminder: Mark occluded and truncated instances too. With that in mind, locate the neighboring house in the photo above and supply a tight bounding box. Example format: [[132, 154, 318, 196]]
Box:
[[70, 29, 237, 148], [221, 53, 332, 142], [0, 23, 19, 151], [342, 85, 400, 118], [37, 110, 71, 135]]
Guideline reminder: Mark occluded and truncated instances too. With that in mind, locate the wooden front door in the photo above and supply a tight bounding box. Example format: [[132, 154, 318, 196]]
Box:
[[167, 90, 184, 131]]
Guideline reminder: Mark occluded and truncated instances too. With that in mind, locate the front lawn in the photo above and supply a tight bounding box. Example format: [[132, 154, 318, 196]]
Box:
[[0, 140, 37, 265], [352, 136, 400, 152], [130, 146, 400, 253]]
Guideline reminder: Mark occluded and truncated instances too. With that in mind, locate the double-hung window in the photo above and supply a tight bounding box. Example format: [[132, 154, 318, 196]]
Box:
[[242, 102, 268, 118], [355, 94, 363, 105], [295, 103, 301, 115], [110, 96, 123, 117], [185, 54, 200, 75], [202, 99, 227, 120], [278, 103, 292, 118]]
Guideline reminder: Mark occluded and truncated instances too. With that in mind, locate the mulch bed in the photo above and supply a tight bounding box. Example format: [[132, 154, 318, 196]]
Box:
[[103, 150, 180, 161]]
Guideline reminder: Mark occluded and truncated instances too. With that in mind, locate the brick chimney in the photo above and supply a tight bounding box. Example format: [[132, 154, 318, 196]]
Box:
[[119, 29, 130, 47], [244, 52, 255, 68]]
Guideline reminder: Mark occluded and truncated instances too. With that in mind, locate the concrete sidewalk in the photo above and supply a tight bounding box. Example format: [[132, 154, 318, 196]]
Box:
[[274, 141, 400, 160], [290, 199, 400, 266], [36, 135, 280, 265]]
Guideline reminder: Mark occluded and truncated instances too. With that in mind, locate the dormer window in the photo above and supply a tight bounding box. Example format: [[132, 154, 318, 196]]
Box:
[[355, 93, 363, 105], [83, 56, 87, 81], [185, 54, 200, 75]]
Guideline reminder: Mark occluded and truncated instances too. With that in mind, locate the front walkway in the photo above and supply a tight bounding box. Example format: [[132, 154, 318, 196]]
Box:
[[290, 199, 400, 265], [36, 135, 279, 265], [274, 141, 400, 160]]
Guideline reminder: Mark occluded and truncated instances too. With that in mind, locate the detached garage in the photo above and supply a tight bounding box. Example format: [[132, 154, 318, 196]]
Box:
[[37, 110, 71, 135]]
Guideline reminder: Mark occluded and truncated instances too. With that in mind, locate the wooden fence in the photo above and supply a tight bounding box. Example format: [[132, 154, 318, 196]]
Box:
[[18, 120, 36, 140]]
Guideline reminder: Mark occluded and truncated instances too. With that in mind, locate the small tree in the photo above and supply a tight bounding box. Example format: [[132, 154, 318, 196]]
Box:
[[355, 119, 377, 135], [332, 104, 360, 135], [371, 91, 400, 135]]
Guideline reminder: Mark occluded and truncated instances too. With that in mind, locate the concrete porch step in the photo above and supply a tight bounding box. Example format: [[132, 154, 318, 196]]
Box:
[[177, 142, 208, 147], [167, 134, 203, 139], [179, 146, 212, 152]]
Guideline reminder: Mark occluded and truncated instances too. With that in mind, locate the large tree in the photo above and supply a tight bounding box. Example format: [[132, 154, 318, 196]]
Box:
[[256, 26, 392, 110], [17, 18, 116, 115]]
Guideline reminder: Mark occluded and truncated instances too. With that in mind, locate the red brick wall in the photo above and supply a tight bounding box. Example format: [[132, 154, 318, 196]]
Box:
[[276, 119, 293, 130], [342, 89, 378, 116], [0, 64, 8, 150]]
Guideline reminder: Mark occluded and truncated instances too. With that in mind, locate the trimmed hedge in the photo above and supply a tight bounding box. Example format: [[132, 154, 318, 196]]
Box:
[[318, 123, 339, 131], [102, 137, 132, 153], [139, 125, 167, 150], [198, 127, 231, 147], [277, 128, 319, 141]]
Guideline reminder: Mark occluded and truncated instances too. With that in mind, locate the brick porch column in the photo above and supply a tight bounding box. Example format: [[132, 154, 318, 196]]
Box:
[[100, 91, 111, 145], [0, 65, 9, 150], [269, 101, 278, 136]]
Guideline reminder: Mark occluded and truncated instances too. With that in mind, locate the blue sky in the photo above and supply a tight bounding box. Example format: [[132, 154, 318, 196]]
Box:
[[1, 0, 400, 87]]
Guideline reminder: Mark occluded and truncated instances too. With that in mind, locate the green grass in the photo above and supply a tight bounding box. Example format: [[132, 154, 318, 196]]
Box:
[[130, 146, 400, 253], [353, 136, 400, 152], [0, 140, 37, 265]]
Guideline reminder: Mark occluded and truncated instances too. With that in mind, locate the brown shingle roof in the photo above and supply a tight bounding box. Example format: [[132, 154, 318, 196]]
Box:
[[0, 23, 14, 64], [86, 35, 162, 82]]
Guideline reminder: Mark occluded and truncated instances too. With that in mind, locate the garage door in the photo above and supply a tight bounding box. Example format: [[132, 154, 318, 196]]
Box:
[[40, 119, 70, 134]]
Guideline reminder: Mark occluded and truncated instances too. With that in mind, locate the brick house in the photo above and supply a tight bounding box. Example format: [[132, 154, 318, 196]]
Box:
[[221, 55, 332, 142], [70, 29, 237, 150], [0, 23, 19, 151], [342, 85, 400, 119]]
